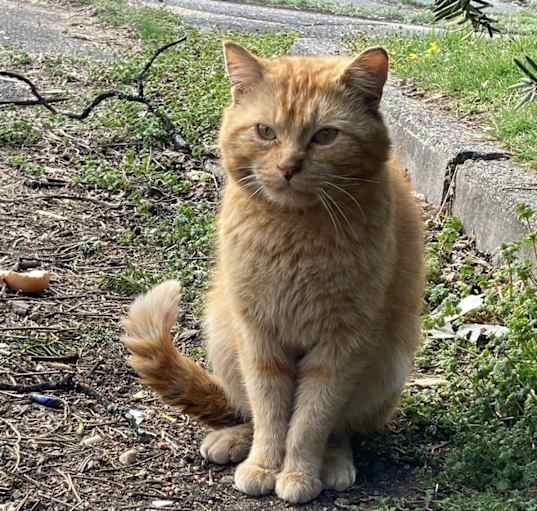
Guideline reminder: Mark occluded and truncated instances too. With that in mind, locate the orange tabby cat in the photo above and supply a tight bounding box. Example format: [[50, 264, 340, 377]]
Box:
[[122, 42, 424, 504]]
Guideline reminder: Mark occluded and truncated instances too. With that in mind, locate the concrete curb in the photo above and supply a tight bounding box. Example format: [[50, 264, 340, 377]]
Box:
[[383, 86, 537, 256], [289, 37, 537, 257]]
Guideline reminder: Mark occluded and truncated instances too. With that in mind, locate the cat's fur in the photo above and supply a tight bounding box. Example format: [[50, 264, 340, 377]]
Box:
[[122, 42, 425, 504]]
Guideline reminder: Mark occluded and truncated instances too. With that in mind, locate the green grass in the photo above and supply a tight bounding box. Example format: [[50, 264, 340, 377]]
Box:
[[340, 214, 537, 509], [0, 118, 41, 146], [234, 0, 435, 25], [354, 27, 537, 168], [402, 213, 537, 507]]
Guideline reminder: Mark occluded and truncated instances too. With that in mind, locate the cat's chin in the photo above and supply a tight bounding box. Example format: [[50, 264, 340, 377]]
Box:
[[262, 186, 319, 210]]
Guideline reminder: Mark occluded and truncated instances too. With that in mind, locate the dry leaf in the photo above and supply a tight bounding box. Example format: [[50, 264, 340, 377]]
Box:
[[409, 376, 448, 388], [0, 270, 51, 294], [119, 448, 138, 465]]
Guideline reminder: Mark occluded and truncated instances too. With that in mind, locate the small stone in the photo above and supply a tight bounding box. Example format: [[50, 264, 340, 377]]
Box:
[[86, 459, 100, 470], [193, 270, 205, 280], [132, 390, 146, 401], [445, 271, 458, 283], [413, 192, 426, 202], [119, 448, 137, 466], [81, 434, 102, 447], [186, 170, 209, 182]]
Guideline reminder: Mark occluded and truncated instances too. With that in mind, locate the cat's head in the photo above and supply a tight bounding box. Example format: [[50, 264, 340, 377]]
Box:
[[219, 42, 391, 210]]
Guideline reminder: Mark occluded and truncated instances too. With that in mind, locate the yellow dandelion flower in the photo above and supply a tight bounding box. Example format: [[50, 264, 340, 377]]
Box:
[[427, 41, 441, 55]]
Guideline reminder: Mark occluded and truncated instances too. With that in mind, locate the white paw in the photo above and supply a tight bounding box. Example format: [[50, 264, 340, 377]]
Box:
[[234, 461, 277, 496], [200, 426, 251, 465], [275, 471, 323, 503]]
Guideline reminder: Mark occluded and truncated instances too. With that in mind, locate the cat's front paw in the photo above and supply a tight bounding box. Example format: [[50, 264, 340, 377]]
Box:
[[275, 471, 323, 503], [234, 461, 277, 496], [200, 425, 251, 465], [321, 454, 356, 491]]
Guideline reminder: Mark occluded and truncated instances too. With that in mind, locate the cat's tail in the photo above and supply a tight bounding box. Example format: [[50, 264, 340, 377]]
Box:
[[121, 280, 238, 428]]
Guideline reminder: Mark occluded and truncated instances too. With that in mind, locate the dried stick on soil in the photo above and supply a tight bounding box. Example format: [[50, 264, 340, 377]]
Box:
[[0, 37, 189, 152], [0, 375, 101, 401], [0, 418, 22, 472], [56, 469, 82, 505]]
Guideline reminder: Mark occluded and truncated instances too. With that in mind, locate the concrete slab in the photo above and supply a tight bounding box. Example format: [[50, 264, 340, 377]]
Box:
[[454, 158, 537, 255], [382, 85, 456, 206]]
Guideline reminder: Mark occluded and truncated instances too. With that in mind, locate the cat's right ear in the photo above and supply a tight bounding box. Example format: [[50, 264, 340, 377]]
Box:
[[223, 41, 263, 100]]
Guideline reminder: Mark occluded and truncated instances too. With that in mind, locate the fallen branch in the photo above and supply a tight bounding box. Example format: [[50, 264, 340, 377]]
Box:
[[31, 352, 80, 364], [0, 375, 101, 401], [0, 37, 190, 152]]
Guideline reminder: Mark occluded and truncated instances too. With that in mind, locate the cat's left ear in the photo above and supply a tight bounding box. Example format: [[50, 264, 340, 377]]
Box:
[[223, 41, 264, 99], [341, 47, 389, 109]]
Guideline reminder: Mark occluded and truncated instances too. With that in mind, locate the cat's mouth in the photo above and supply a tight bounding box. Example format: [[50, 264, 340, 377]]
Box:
[[261, 179, 319, 209]]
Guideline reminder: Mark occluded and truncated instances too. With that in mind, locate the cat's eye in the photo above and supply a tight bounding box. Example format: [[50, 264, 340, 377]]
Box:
[[256, 124, 277, 141], [311, 128, 338, 146]]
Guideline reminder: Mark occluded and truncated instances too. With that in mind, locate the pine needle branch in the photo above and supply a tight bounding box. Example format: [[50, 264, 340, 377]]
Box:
[[432, 0, 500, 37]]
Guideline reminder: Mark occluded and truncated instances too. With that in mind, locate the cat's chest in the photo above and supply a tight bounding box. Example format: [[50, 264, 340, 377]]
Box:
[[224, 219, 372, 339], [232, 220, 356, 283]]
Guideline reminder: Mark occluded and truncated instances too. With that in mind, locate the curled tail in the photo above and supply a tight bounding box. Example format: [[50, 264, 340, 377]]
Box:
[[121, 280, 238, 428]]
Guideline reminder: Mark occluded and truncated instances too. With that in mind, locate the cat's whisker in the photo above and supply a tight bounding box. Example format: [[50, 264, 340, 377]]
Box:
[[324, 181, 367, 222], [248, 185, 265, 200], [319, 190, 342, 237], [237, 174, 253, 182], [319, 173, 380, 185], [237, 174, 257, 185], [321, 185, 356, 238], [339, 174, 381, 184]]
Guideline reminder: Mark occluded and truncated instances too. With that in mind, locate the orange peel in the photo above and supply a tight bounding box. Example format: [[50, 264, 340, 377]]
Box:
[[0, 270, 51, 294]]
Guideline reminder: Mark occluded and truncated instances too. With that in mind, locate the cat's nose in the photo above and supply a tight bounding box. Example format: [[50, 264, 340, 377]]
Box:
[[277, 159, 303, 181]]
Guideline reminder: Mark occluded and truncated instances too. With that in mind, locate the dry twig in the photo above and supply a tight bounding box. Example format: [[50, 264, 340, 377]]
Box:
[[0, 37, 189, 151], [0, 418, 22, 472], [0, 375, 101, 402]]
